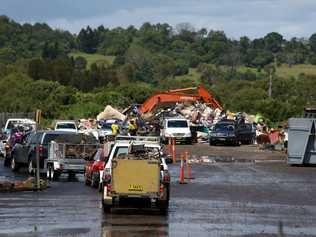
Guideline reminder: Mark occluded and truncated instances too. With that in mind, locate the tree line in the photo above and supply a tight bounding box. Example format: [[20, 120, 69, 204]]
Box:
[[0, 15, 316, 124]]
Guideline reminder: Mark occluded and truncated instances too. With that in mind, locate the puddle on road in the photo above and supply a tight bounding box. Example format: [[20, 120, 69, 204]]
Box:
[[189, 155, 255, 165], [102, 210, 169, 237]]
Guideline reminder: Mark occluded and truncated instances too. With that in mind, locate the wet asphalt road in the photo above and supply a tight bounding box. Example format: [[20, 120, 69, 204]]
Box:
[[1, 144, 316, 237]]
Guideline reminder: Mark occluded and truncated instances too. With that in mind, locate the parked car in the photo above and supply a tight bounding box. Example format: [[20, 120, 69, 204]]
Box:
[[54, 120, 78, 133], [209, 120, 239, 146], [84, 148, 109, 189], [2, 118, 36, 135], [10, 130, 96, 174], [235, 123, 256, 144], [161, 117, 192, 144]]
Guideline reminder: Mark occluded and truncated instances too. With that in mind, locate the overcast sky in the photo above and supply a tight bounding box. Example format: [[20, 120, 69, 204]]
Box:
[[1, 0, 315, 39]]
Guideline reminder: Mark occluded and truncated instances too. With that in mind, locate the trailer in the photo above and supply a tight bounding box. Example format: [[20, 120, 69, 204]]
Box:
[[46, 141, 99, 180]]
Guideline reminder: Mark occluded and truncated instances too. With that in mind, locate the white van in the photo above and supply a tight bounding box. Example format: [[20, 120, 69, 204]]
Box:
[[161, 117, 192, 144]]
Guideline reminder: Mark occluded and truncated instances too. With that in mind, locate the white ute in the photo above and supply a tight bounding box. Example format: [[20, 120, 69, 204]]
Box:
[[54, 120, 78, 133], [161, 117, 192, 144]]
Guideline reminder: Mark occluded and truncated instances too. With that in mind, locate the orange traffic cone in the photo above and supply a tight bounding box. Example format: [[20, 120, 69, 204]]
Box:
[[179, 154, 186, 184], [172, 138, 176, 163]]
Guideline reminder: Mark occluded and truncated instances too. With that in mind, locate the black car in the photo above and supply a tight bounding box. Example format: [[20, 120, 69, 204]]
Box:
[[235, 123, 256, 144], [10, 130, 97, 174], [209, 121, 239, 146]]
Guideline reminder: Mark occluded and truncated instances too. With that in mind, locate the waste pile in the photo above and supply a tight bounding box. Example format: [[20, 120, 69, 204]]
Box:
[[0, 177, 47, 192]]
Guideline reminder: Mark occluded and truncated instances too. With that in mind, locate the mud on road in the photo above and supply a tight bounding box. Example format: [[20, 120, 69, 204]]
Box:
[[1, 144, 316, 237]]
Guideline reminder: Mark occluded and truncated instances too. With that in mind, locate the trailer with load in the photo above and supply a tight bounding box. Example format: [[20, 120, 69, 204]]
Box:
[[101, 136, 170, 213], [45, 134, 99, 180]]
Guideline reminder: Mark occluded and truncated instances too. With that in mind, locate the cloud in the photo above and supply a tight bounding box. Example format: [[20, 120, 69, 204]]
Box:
[[2, 0, 316, 39]]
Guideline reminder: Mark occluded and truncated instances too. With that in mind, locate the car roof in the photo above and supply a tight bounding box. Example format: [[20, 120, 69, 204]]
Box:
[[55, 120, 76, 123], [36, 130, 78, 135], [165, 117, 187, 121]]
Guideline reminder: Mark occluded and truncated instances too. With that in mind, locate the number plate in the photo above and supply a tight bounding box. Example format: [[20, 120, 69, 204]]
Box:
[[128, 184, 143, 192]]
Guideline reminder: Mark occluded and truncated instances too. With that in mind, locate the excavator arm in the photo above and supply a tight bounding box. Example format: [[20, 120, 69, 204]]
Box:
[[139, 85, 222, 114]]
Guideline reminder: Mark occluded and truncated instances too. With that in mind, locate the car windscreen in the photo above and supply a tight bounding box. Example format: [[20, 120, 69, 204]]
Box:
[[43, 133, 97, 144], [101, 124, 112, 130], [214, 123, 235, 132], [56, 123, 76, 129], [113, 147, 129, 157], [167, 120, 188, 128]]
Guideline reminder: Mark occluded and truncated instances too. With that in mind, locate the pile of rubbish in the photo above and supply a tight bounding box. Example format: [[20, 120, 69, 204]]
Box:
[[0, 177, 47, 192]]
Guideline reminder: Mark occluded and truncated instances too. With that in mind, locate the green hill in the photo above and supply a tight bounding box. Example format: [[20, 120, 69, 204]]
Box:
[[69, 52, 115, 69]]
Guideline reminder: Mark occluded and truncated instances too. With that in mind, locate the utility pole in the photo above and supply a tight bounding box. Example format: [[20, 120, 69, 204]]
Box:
[[268, 55, 277, 98], [268, 68, 272, 98]]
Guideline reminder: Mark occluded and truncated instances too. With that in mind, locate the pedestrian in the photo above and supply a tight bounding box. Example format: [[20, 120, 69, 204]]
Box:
[[128, 120, 137, 136], [111, 121, 119, 136]]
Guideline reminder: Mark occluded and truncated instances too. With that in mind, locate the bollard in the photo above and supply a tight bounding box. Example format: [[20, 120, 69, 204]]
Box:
[[179, 154, 186, 184], [184, 151, 192, 180], [172, 138, 176, 163]]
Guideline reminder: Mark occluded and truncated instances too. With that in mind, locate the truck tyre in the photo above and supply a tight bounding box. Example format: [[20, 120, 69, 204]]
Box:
[[98, 182, 103, 193], [91, 172, 98, 188], [102, 200, 112, 213], [53, 170, 60, 181], [158, 200, 169, 215], [68, 172, 76, 180], [84, 172, 91, 186], [4, 155, 11, 167], [10, 155, 19, 172]]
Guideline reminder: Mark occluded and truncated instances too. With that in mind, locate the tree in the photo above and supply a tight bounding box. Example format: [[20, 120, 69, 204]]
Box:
[[309, 33, 316, 53], [78, 26, 98, 53], [264, 32, 283, 53]]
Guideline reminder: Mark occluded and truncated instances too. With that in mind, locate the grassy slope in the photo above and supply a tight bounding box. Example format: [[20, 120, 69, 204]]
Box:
[[69, 52, 115, 69], [175, 64, 316, 84]]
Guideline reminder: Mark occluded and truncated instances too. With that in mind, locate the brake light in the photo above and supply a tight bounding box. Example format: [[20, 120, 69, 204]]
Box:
[[103, 168, 111, 183], [160, 184, 164, 193], [36, 145, 46, 155], [163, 171, 170, 183]]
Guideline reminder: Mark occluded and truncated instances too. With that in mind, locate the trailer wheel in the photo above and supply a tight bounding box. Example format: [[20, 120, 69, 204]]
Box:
[[47, 164, 53, 181], [10, 155, 19, 172], [28, 159, 34, 175]]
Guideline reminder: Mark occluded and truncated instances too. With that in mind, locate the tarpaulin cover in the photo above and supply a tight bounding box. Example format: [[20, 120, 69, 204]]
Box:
[[97, 105, 126, 121]]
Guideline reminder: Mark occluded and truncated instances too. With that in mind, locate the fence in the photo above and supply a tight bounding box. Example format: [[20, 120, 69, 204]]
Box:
[[0, 112, 36, 129]]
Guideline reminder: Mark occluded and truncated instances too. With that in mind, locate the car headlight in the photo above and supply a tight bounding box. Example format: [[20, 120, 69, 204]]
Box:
[[165, 133, 173, 137]]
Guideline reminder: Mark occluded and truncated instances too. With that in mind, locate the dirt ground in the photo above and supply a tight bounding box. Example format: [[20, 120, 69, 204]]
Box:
[[0, 144, 315, 237]]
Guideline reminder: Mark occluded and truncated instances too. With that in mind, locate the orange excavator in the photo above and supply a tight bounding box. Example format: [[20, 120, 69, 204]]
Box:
[[139, 85, 223, 114]]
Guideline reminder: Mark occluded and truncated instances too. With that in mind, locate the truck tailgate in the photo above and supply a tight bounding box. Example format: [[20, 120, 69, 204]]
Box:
[[112, 159, 160, 195]]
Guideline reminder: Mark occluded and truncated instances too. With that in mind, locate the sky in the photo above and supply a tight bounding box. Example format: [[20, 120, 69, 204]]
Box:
[[0, 0, 315, 39]]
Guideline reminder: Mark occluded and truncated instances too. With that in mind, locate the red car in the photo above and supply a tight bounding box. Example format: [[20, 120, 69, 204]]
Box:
[[84, 148, 107, 189]]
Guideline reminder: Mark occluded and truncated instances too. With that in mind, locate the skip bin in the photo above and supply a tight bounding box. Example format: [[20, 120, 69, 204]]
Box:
[[287, 118, 316, 165]]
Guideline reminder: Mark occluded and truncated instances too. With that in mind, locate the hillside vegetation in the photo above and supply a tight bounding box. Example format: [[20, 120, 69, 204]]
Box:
[[1, 15, 316, 124], [69, 52, 115, 69]]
